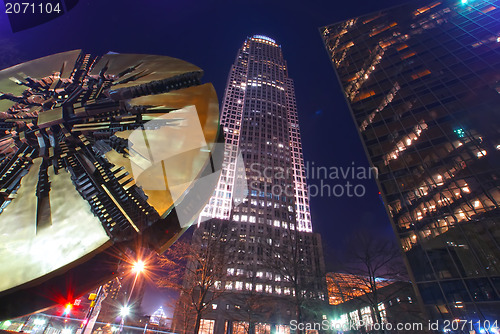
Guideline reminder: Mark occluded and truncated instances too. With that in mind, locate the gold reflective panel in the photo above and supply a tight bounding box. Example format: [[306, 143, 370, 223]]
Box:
[[89, 54, 202, 90], [0, 52, 220, 318], [0, 158, 111, 293], [106, 84, 219, 218], [0, 50, 81, 111]]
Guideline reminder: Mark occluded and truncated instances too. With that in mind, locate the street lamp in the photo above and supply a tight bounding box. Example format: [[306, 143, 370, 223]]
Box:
[[127, 259, 147, 305], [132, 261, 145, 274], [120, 305, 130, 317], [117, 257, 147, 334], [118, 305, 130, 334]]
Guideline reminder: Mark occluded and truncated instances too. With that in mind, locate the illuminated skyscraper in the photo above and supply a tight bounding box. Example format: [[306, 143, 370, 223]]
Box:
[[200, 35, 312, 233], [176, 35, 326, 333], [322, 0, 500, 327]]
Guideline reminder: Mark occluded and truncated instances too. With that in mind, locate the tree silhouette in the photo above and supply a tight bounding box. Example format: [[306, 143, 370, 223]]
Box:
[[338, 232, 409, 333], [266, 228, 327, 333], [156, 223, 228, 334]]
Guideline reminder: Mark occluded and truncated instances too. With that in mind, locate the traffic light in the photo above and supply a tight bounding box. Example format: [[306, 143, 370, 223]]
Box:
[[63, 303, 72, 315]]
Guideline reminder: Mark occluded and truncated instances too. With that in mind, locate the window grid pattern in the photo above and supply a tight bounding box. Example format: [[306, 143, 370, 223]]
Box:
[[322, 0, 500, 323]]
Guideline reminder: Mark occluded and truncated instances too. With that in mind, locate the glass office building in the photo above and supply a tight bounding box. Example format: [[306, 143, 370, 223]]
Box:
[[321, 0, 500, 326]]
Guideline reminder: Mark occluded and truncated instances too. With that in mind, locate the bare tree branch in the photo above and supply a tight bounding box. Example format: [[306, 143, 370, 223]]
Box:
[[155, 223, 228, 334]]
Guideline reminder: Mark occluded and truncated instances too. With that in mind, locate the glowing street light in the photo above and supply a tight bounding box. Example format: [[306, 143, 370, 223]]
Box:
[[118, 305, 131, 334], [127, 259, 147, 305], [120, 305, 130, 317], [132, 260, 145, 273]]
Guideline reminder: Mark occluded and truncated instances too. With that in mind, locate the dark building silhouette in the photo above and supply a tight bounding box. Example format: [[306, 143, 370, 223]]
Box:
[[327, 275, 425, 333]]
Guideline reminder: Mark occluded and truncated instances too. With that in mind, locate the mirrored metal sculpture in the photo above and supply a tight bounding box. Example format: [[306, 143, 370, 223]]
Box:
[[0, 51, 222, 318]]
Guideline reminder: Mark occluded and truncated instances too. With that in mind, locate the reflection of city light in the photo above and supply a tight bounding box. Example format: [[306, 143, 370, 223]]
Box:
[[477, 150, 487, 158], [111, 327, 118, 332], [62, 329, 72, 334], [33, 319, 46, 326], [4, 320, 12, 327]]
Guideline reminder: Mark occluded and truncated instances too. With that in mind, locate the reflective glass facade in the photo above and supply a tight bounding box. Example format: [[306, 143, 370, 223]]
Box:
[[322, 0, 500, 326]]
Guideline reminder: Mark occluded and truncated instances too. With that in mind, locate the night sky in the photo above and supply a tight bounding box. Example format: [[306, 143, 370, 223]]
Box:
[[1, 0, 405, 314]]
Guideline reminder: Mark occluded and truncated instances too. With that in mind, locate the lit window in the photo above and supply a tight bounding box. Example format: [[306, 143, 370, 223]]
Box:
[[378, 303, 387, 323], [352, 90, 375, 102], [199, 319, 215, 334], [476, 150, 487, 158], [411, 69, 431, 80], [360, 306, 373, 326], [275, 325, 290, 334]]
